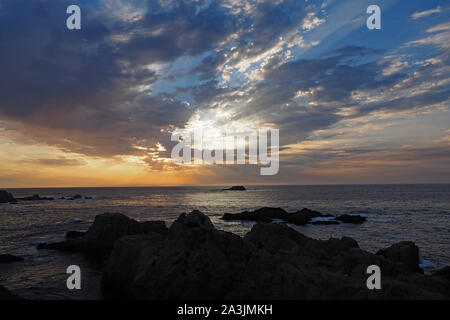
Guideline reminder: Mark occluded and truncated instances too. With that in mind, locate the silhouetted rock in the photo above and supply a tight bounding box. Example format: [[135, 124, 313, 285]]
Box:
[[0, 190, 16, 204], [312, 220, 340, 225], [222, 207, 333, 225], [101, 211, 450, 300], [222, 207, 288, 223], [376, 241, 423, 273], [37, 213, 168, 259], [17, 194, 54, 201], [0, 254, 24, 263], [65, 231, 86, 239], [335, 214, 367, 224], [0, 285, 23, 300], [224, 186, 246, 191], [102, 210, 250, 299], [433, 266, 450, 282]]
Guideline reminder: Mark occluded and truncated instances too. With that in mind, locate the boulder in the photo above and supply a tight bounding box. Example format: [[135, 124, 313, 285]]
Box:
[[335, 214, 367, 224], [0, 285, 23, 300], [65, 231, 86, 239], [37, 213, 168, 258], [433, 266, 450, 282], [0, 254, 24, 263], [376, 241, 422, 273], [0, 190, 16, 204]]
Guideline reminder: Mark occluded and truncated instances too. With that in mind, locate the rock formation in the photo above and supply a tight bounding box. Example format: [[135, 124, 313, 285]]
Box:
[[222, 207, 335, 225], [0, 190, 17, 204], [101, 210, 450, 300], [0, 254, 24, 263], [37, 213, 167, 259]]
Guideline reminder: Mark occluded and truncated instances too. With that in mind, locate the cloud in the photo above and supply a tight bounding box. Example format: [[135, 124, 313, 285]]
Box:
[[27, 157, 87, 167], [411, 6, 441, 20], [0, 0, 449, 185]]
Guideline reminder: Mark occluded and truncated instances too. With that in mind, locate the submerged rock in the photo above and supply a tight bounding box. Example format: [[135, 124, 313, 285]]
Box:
[[335, 214, 367, 224], [0, 254, 24, 263], [0, 190, 17, 204], [101, 210, 450, 300], [224, 186, 246, 191], [17, 194, 54, 201]]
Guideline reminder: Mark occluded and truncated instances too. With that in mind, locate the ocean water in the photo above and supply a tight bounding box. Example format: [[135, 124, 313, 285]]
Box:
[[0, 184, 449, 299]]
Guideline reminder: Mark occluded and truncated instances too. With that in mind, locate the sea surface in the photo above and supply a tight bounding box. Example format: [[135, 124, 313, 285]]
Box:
[[0, 184, 449, 299]]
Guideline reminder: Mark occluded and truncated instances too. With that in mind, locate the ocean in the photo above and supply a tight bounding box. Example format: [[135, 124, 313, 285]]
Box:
[[0, 184, 449, 299]]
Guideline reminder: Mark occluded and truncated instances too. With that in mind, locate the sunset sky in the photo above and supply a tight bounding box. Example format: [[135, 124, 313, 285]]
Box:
[[0, 0, 449, 187]]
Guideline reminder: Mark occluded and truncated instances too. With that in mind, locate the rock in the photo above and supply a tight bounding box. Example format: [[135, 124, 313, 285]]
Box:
[[224, 186, 246, 191], [0, 190, 17, 204], [376, 241, 423, 273], [312, 220, 340, 225], [0, 254, 24, 263], [140, 221, 168, 235], [17, 194, 54, 201], [0, 285, 23, 300], [103, 210, 249, 299], [222, 207, 332, 226], [222, 207, 289, 223], [335, 214, 367, 224], [433, 266, 450, 282], [101, 211, 450, 299], [38, 213, 168, 259], [65, 231, 86, 239]]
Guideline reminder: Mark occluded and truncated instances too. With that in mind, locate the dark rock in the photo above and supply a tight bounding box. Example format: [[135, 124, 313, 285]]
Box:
[[433, 266, 450, 282], [335, 214, 367, 224], [376, 241, 423, 273], [222, 207, 288, 223], [0, 254, 24, 263], [103, 210, 249, 299], [312, 220, 340, 225], [101, 211, 450, 299], [0, 285, 23, 300], [224, 186, 246, 191], [222, 207, 332, 226], [17, 194, 54, 201], [65, 231, 86, 239], [139, 221, 168, 235], [0, 190, 17, 204], [38, 213, 168, 258]]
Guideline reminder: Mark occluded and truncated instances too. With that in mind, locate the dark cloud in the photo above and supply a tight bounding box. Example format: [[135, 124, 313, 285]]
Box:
[[0, 0, 448, 181]]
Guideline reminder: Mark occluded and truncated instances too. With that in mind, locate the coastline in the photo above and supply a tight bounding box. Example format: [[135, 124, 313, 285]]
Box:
[[2, 209, 449, 300]]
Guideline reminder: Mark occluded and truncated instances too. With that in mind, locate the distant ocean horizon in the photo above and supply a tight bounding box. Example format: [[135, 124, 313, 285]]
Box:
[[1, 184, 449, 299]]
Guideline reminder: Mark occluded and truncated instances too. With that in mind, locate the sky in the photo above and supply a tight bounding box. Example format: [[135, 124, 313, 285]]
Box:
[[0, 0, 449, 187]]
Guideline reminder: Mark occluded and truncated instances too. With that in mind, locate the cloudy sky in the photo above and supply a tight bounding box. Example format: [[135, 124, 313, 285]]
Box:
[[0, 0, 449, 187]]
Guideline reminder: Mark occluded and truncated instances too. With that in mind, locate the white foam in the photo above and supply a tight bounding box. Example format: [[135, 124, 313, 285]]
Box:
[[310, 216, 335, 222], [419, 258, 436, 269]]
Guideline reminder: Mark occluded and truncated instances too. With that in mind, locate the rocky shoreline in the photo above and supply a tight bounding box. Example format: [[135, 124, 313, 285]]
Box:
[[0, 190, 95, 204], [3, 209, 444, 299]]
